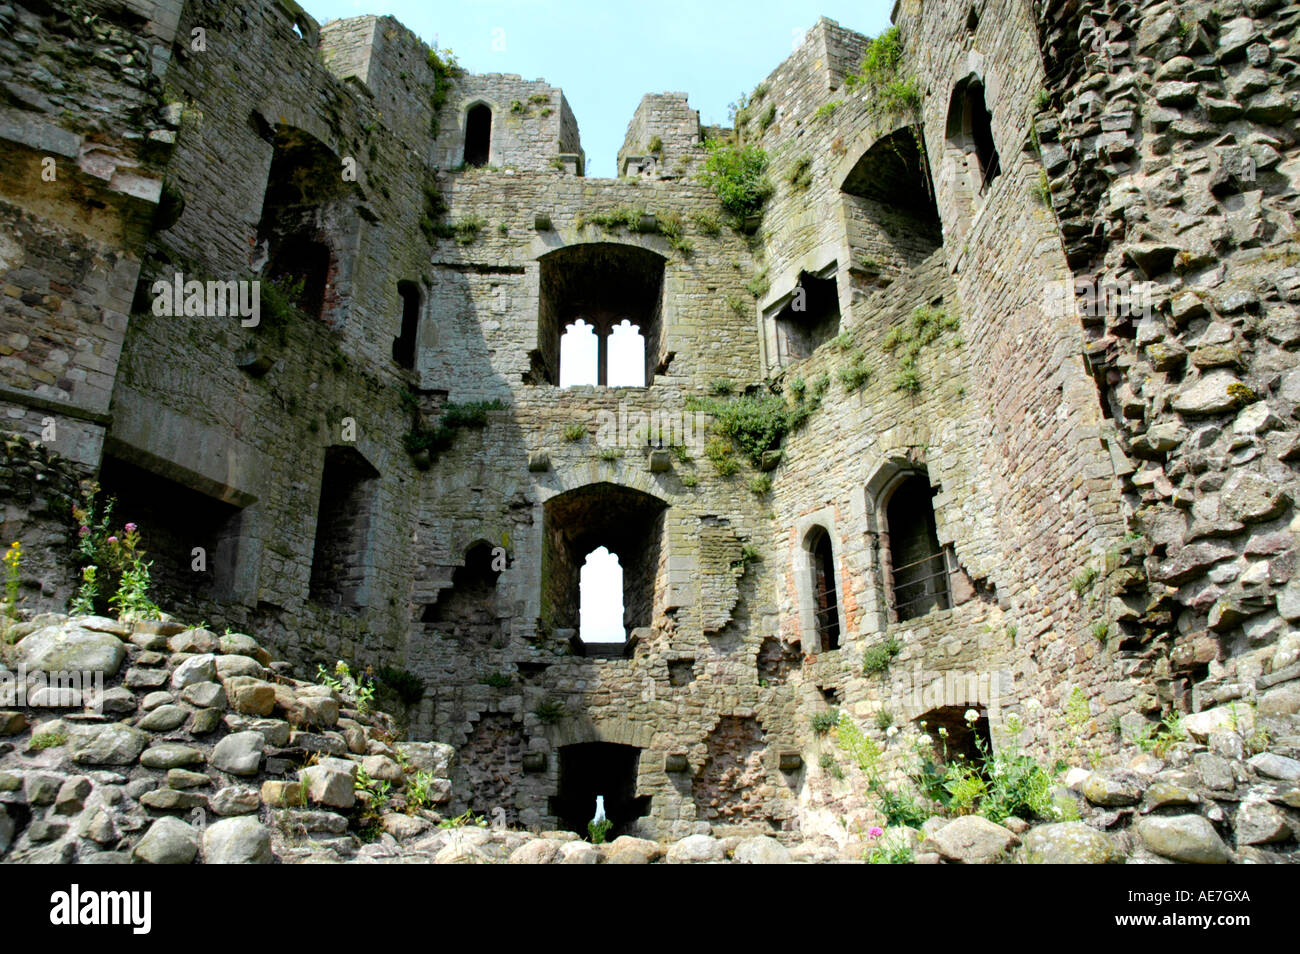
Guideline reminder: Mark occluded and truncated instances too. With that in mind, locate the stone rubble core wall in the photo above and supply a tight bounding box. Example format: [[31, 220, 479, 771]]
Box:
[[0, 614, 456, 864], [0, 0, 1296, 851]]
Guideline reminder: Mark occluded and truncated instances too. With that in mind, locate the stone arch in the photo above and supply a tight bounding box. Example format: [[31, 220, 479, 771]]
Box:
[[792, 508, 846, 652], [539, 481, 668, 646], [534, 242, 668, 387], [863, 452, 956, 624], [839, 125, 942, 271], [462, 100, 493, 167]]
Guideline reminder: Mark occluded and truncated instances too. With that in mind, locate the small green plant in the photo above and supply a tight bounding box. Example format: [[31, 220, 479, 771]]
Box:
[[819, 752, 844, 780], [692, 212, 722, 236], [598, 447, 621, 462], [829, 332, 854, 351], [535, 698, 566, 724], [867, 841, 914, 864], [452, 216, 486, 245], [874, 709, 895, 732], [30, 729, 68, 750], [438, 809, 488, 829], [1091, 620, 1110, 643], [647, 135, 663, 154], [482, 671, 513, 688], [746, 269, 770, 299], [726, 294, 748, 317], [106, 525, 161, 623], [1129, 711, 1186, 759], [838, 351, 872, 391], [376, 665, 426, 706], [709, 378, 734, 396], [318, 660, 376, 714], [698, 138, 773, 220], [587, 818, 613, 844], [404, 770, 438, 813], [786, 155, 813, 191], [1034, 170, 1052, 206], [2, 540, 21, 644], [1070, 566, 1098, 595], [844, 27, 921, 116], [862, 636, 902, 674], [657, 211, 692, 253], [680, 473, 699, 488], [748, 474, 772, 496], [705, 438, 739, 476], [510, 98, 526, 114], [732, 543, 762, 574], [1032, 88, 1051, 111], [811, 709, 839, 735], [563, 422, 586, 442], [813, 100, 841, 121]]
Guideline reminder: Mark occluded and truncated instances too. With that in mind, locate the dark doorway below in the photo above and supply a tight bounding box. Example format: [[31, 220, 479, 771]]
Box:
[[550, 742, 649, 836]]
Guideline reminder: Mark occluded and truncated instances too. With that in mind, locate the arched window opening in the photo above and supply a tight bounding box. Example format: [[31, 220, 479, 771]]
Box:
[[837, 126, 942, 310], [550, 743, 650, 837], [580, 546, 625, 643], [464, 104, 492, 167], [535, 243, 666, 387], [255, 123, 349, 324], [806, 526, 841, 651], [607, 320, 646, 387], [392, 281, 421, 369], [946, 79, 1001, 195], [559, 319, 599, 387], [541, 482, 667, 657], [886, 473, 951, 621]]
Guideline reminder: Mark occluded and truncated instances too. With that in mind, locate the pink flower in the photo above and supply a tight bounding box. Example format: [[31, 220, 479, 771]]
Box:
[[106, 536, 118, 545], [868, 826, 884, 839], [124, 522, 137, 533], [79, 526, 90, 537]]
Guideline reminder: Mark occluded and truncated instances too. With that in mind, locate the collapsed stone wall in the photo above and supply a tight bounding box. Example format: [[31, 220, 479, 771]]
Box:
[[1027, 0, 1300, 754]]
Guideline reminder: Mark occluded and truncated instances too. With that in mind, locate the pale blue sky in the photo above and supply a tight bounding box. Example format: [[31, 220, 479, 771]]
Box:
[[301, 0, 894, 178]]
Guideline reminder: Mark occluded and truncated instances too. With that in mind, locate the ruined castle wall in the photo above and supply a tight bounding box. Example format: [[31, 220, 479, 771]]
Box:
[[0, 0, 176, 467], [1033, 0, 1300, 739], [436, 74, 577, 173], [617, 93, 703, 179]]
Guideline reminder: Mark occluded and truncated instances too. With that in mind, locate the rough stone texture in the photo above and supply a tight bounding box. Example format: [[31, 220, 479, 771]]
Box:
[[924, 815, 1019, 864], [1136, 815, 1232, 864], [1019, 822, 1120, 864], [202, 817, 274, 864], [133, 817, 199, 865]]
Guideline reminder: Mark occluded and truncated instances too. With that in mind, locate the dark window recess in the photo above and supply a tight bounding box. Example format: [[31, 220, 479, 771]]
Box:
[[549, 743, 650, 837], [96, 455, 244, 607], [464, 104, 492, 167], [887, 474, 951, 621], [775, 271, 841, 362], [267, 236, 330, 320], [393, 281, 421, 369], [807, 526, 840, 651], [535, 243, 666, 387], [969, 87, 1001, 189], [309, 446, 379, 610], [918, 706, 991, 768]]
